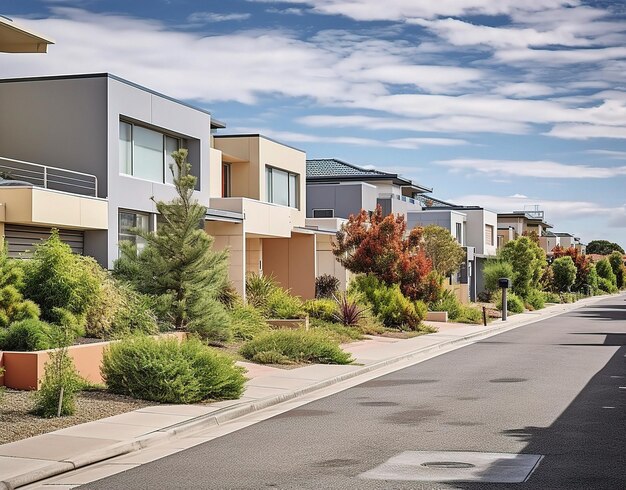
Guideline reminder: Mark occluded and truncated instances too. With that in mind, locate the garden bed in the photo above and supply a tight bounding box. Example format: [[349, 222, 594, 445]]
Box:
[[0, 388, 152, 445], [0, 332, 187, 390]]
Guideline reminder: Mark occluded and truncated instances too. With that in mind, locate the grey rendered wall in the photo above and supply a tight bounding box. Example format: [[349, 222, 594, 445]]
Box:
[[463, 209, 486, 255], [0, 77, 108, 197], [306, 182, 377, 218], [407, 210, 452, 231], [106, 77, 212, 268]]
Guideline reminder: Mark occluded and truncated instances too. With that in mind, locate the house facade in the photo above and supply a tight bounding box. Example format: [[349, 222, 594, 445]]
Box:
[[0, 73, 322, 299]]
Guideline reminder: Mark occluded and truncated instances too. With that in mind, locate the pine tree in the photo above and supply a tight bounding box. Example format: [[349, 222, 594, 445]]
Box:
[[114, 149, 231, 340]]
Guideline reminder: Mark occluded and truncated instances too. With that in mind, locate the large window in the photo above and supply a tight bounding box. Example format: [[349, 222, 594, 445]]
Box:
[[119, 121, 181, 184], [265, 166, 298, 208], [455, 222, 463, 245], [118, 210, 150, 254]]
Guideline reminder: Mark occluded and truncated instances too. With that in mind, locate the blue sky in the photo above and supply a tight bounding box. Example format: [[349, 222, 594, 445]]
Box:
[[2, 0, 626, 247]]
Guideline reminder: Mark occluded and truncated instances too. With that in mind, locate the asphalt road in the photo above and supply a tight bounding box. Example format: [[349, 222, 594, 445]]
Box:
[[82, 296, 626, 489]]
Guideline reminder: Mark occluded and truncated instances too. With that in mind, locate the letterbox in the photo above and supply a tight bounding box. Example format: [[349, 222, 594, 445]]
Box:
[[498, 278, 511, 289]]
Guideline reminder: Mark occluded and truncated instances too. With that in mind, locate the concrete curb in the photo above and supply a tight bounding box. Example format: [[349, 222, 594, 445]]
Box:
[[2, 294, 614, 489]]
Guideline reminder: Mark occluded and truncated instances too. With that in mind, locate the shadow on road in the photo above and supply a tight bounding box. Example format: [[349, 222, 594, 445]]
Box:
[[449, 300, 626, 489]]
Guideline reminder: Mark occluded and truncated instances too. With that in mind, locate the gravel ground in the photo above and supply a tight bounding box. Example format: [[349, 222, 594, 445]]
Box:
[[0, 389, 153, 445]]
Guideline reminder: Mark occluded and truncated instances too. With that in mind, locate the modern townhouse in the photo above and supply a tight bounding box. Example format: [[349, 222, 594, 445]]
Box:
[[496, 207, 553, 248], [0, 73, 321, 299], [409, 204, 498, 301], [305, 158, 498, 302], [305, 158, 432, 291]]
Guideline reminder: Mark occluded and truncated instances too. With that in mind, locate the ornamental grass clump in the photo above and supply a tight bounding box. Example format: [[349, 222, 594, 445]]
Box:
[[101, 336, 246, 403], [239, 330, 353, 365]]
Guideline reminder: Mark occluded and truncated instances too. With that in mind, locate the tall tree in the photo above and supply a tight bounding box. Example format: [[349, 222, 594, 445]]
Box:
[[607, 251, 625, 289], [333, 205, 435, 301], [552, 245, 594, 291], [421, 225, 466, 277], [586, 240, 624, 255], [114, 149, 230, 340], [500, 236, 546, 298]]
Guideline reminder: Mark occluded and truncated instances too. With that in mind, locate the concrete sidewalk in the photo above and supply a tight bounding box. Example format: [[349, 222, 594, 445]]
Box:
[[0, 296, 610, 490]]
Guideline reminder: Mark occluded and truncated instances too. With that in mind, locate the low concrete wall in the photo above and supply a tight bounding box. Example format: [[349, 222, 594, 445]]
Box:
[[425, 311, 448, 322], [0, 332, 186, 390]]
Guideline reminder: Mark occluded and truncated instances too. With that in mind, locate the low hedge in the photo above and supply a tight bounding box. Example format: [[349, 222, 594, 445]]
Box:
[[239, 330, 353, 365], [101, 336, 246, 403], [0, 319, 53, 351]]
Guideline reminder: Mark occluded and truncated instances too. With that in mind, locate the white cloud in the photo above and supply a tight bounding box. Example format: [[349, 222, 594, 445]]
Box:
[[249, 1, 579, 22], [411, 18, 590, 49], [494, 83, 555, 98], [187, 12, 252, 23], [452, 194, 626, 233], [434, 158, 626, 179], [545, 124, 626, 140], [494, 46, 626, 64], [586, 150, 626, 160]]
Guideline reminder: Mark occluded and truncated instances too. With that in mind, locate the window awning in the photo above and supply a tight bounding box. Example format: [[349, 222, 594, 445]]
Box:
[[0, 16, 54, 53]]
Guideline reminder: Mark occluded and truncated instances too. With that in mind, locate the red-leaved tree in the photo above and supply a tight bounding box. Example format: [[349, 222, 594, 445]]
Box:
[[332, 206, 435, 301]]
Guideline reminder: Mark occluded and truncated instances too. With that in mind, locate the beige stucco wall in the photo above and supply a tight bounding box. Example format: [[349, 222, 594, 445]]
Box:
[[263, 232, 316, 299], [205, 221, 245, 295], [213, 136, 306, 228], [209, 147, 223, 201], [246, 237, 263, 276], [210, 197, 294, 238], [0, 187, 108, 229], [315, 233, 350, 291]]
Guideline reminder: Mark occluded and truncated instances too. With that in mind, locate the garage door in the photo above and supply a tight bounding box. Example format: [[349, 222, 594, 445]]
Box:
[[4, 225, 84, 258]]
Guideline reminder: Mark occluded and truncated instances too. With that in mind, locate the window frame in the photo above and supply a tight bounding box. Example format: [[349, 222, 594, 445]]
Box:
[[118, 209, 151, 255], [265, 166, 299, 209], [119, 120, 182, 185]]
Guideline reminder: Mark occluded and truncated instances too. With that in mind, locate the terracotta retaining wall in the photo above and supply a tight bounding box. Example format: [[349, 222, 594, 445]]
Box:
[[425, 311, 448, 322], [0, 332, 186, 391]]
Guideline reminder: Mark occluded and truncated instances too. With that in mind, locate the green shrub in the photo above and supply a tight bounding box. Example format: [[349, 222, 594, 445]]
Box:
[[309, 318, 364, 343], [0, 319, 53, 351], [482, 259, 515, 292], [456, 306, 484, 324], [264, 288, 305, 319], [186, 298, 233, 343], [597, 276, 618, 294], [245, 273, 277, 309], [596, 259, 617, 291], [0, 246, 40, 328], [102, 336, 246, 403], [429, 290, 462, 320], [240, 330, 352, 365], [32, 348, 82, 417], [23, 231, 99, 333], [608, 251, 626, 289], [350, 275, 424, 330], [217, 282, 240, 308], [303, 298, 338, 322], [315, 274, 340, 299], [357, 309, 386, 335], [111, 285, 159, 337], [525, 289, 545, 310], [229, 303, 270, 341], [542, 291, 561, 303], [493, 290, 524, 313], [552, 256, 577, 292]]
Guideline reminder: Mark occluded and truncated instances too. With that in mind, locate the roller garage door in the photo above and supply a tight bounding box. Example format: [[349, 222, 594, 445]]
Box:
[[4, 225, 84, 258]]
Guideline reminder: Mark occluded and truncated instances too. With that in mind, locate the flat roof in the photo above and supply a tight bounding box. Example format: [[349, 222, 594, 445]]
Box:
[[214, 133, 306, 154], [0, 72, 224, 126]]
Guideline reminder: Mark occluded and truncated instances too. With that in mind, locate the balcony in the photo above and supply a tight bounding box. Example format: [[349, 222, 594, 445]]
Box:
[[209, 197, 294, 238], [0, 156, 98, 197]]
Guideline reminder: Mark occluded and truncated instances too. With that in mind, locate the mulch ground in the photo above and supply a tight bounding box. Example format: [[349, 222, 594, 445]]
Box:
[[0, 389, 153, 445]]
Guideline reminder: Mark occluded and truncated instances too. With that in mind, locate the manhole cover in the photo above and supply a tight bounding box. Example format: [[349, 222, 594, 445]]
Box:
[[421, 462, 475, 469], [359, 451, 543, 483]]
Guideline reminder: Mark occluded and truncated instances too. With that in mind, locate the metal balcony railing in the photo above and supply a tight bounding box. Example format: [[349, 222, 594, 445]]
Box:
[[0, 156, 98, 197], [378, 192, 419, 206]]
